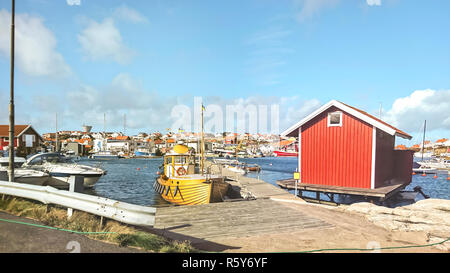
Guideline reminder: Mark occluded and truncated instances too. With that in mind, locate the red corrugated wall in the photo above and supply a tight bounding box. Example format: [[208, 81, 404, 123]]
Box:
[[301, 107, 373, 189]]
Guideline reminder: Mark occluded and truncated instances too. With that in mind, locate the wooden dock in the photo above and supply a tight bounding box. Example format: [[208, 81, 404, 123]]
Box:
[[148, 162, 332, 245], [276, 179, 407, 202], [154, 199, 332, 242]]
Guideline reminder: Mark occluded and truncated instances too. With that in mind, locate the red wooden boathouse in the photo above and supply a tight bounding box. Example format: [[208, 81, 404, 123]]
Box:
[[281, 100, 413, 191]]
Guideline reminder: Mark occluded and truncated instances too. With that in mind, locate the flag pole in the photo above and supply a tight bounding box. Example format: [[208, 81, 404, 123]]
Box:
[[8, 0, 15, 182]]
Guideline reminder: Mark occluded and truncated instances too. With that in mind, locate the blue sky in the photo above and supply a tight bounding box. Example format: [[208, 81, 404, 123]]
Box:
[[0, 0, 449, 145]]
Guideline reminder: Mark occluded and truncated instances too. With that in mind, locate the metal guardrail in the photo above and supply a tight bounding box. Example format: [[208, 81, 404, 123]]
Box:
[[0, 180, 156, 226]]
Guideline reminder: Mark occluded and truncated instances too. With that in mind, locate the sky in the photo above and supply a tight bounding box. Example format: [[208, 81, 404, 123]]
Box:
[[0, 0, 449, 146]]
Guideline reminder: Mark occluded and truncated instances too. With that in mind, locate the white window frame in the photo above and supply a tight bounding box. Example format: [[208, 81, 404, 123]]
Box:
[[327, 111, 343, 127]]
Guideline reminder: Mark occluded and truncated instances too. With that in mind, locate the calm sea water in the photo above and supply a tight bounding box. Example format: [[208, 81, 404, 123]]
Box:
[[79, 157, 450, 206]]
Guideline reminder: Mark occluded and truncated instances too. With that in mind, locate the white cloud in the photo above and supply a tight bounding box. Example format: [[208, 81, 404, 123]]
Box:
[[366, 0, 382, 6], [67, 0, 81, 6], [113, 4, 148, 24], [295, 0, 340, 22], [0, 9, 71, 77], [77, 18, 134, 64], [384, 89, 450, 133]]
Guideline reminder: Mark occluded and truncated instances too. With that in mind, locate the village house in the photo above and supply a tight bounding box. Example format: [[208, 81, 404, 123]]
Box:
[[0, 125, 43, 156]]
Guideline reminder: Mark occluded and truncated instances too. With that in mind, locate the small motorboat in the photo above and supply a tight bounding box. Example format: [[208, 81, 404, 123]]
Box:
[[412, 161, 438, 174], [224, 164, 247, 174], [23, 153, 106, 189], [89, 151, 121, 160], [244, 164, 261, 172], [0, 157, 49, 185]]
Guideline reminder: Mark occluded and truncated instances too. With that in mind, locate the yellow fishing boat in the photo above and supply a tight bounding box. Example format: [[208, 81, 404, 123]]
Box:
[[153, 103, 229, 205], [153, 144, 230, 205]]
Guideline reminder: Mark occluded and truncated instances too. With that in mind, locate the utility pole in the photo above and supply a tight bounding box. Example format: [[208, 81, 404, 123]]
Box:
[[8, 0, 15, 182]]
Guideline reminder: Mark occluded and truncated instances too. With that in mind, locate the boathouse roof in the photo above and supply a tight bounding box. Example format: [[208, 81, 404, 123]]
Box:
[[0, 125, 40, 138], [281, 100, 412, 140]]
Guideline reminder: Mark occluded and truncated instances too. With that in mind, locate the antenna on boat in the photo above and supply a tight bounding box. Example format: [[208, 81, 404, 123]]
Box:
[[8, 0, 15, 182]]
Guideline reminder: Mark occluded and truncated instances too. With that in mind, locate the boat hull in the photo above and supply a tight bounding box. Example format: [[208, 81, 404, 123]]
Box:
[[273, 150, 298, 157], [154, 176, 229, 206], [0, 170, 48, 186], [46, 173, 103, 189]]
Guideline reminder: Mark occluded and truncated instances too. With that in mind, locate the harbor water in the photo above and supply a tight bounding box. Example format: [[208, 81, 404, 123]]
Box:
[[79, 157, 450, 206]]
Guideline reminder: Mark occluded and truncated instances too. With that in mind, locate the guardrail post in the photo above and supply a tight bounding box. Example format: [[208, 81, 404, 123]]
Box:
[[67, 176, 84, 218]]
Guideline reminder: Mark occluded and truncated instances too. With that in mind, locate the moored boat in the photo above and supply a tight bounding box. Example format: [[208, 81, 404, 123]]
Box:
[[90, 151, 121, 160], [273, 150, 298, 157], [23, 153, 105, 189], [153, 144, 229, 205], [0, 157, 49, 185]]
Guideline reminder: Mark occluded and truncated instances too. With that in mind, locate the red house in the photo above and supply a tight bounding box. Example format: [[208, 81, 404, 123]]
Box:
[[0, 125, 43, 156], [281, 100, 413, 190]]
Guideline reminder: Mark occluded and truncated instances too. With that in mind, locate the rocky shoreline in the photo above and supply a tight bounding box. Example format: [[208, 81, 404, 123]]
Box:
[[339, 199, 450, 251]]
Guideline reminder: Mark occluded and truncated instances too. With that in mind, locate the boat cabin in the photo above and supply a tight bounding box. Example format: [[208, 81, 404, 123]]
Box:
[[24, 153, 73, 166], [164, 144, 196, 177]]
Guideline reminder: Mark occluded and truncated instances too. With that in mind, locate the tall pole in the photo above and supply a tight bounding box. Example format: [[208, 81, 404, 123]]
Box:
[[201, 105, 204, 174], [421, 120, 426, 162], [378, 102, 382, 119], [55, 113, 58, 152], [8, 0, 15, 182], [123, 113, 126, 135]]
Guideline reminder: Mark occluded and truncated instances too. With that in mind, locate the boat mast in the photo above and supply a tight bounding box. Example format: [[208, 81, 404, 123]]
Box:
[[201, 104, 204, 174], [421, 120, 426, 162], [55, 112, 58, 152], [8, 0, 15, 182]]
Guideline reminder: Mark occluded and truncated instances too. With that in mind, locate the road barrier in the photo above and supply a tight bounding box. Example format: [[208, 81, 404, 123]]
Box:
[[0, 180, 156, 226]]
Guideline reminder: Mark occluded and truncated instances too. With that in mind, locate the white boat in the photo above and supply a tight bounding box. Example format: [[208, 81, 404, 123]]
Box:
[[412, 166, 438, 174], [417, 159, 450, 170], [213, 158, 240, 165], [0, 157, 49, 185], [414, 152, 433, 158], [90, 151, 121, 160], [23, 153, 106, 189], [224, 164, 247, 174]]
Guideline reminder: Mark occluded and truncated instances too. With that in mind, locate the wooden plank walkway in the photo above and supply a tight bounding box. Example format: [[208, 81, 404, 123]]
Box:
[[154, 199, 332, 241], [277, 179, 406, 201]]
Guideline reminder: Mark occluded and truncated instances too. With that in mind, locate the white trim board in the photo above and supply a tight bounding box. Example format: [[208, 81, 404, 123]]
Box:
[[280, 100, 411, 139]]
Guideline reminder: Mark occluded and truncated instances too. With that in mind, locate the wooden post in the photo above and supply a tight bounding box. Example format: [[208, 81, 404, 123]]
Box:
[[8, 0, 15, 182]]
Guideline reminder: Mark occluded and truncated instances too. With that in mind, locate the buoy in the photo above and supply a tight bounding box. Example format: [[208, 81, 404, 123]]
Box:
[[412, 172, 416, 175], [433, 175, 438, 179], [447, 176, 450, 180], [137, 168, 140, 171], [421, 173, 426, 176]]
